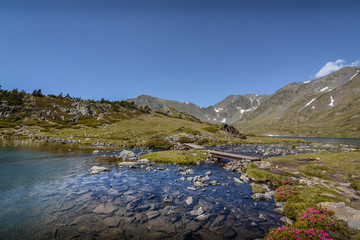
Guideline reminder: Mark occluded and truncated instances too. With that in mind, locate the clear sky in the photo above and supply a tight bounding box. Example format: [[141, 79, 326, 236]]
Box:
[[1, 0, 359, 107]]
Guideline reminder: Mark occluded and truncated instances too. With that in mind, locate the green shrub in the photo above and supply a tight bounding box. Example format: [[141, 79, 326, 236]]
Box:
[[178, 136, 194, 143], [144, 138, 173, 150]]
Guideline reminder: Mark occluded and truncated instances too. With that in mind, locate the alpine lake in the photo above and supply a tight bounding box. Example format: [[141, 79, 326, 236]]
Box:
[[1, 138, 348, 240]]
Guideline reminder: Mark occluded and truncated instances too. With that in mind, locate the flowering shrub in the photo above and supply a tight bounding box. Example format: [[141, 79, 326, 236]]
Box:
[[296, 207, 336, 230], [264, 206, 339, 240], [274, 185, 297, 202], [281, 179, 294, 185], [265, 226, 333, 240]]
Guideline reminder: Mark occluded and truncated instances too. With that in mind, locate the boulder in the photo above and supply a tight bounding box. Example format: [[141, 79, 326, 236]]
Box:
[[318, 202, 360, 230], [118, 150, 136, 160], [90, 166, 109, 174]]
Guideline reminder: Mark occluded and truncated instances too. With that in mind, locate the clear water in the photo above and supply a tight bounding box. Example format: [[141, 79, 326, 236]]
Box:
[[271, 136, 360, 146], [0, 142, 282, 240]]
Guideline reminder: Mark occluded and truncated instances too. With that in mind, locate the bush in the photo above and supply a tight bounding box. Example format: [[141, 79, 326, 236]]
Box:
[[265, 226, 332, 240], [265, 206, 353, 240], [178, 136, 194, 143], [144, 138, 173, 150], [274, 185, 297, 202]]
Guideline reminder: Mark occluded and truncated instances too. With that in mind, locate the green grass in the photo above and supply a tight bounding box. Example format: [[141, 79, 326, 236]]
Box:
[[251, 183, 268, 193], [140, 149, 208, 164]]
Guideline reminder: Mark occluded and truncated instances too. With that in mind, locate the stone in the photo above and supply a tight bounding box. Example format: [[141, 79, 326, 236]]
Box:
[[185, 169, 195, 175], [209, 180, 217, 186], [251, 221, 258, 227], [195, 214, 210, 222], [137, 159, 149, 164], [280, 216, 294, 225], [233, 177, 243, 184], [163, 196, 172, 203], [240, 175, 249, 183], [93, 150, 100, 154], [118, 150, 136, 160], [190, 207, 203, 216], [118, 162, 137, 167], [92, 203, 116, 214], [205, 170, 212, 176], [273, 207, 284, 214], [146, 211, 161, 220], [187, 186, 196, 190], [103, 216, 120, 227], [318, 202, 360, 230], [90, 166, 109, 174], [251, 193, 272, 201], [185, 197, 193, 205], [259, 213, 266, 221], [179, 177, 185, 181]]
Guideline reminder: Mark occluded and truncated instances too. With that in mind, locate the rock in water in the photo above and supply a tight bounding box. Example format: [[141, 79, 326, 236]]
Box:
[[90, 166, 109, 174], [205, 170, 212, 176], [259, 213, 266, 221], [195, 214, 209, 222], [234, 177, 243, 184], [118, 150, 136, 160], [137, 158, 149, 164], [163, 196, 172, 203], [190, 207, 203, 216], [185, 197, 193, 205]]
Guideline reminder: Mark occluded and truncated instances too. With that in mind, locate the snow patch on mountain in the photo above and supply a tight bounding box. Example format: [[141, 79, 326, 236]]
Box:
[[221, 118, 226, 123], [298, 98, 316, 112], [320, 87, 329, 92], [350, 70, 360, 81], [329, 96, 334, 107]]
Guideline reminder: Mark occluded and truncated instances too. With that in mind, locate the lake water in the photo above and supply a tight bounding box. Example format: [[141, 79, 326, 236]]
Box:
[[272, 136, 360, 147], [0, 142, 282, 240]]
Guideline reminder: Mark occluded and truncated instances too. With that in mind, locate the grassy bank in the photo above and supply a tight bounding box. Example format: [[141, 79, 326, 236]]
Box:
[[141, 149, 208, 164], [245, 152, 360, 239]]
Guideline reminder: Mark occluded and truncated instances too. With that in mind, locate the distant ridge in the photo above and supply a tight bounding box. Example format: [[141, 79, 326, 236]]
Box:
[[127, 66, 360, 137]]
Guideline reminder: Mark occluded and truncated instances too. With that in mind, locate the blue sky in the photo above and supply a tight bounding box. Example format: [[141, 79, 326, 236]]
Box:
[[1, 0, 359, 107]]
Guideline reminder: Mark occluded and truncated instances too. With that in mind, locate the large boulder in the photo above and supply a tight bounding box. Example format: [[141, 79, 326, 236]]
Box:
[[318, 202, 360, 230], [219, 124, 246, 139]]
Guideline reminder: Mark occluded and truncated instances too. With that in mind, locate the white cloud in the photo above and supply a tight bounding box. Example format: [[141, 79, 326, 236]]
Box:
[[315, 59, 360, 78], [315, 59, 345, 78]]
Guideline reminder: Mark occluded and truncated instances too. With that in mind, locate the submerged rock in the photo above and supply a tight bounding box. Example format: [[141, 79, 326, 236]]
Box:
[[185, 197, 193, 205], [195, 214, 209, 222], [190, 207, 203, 216]]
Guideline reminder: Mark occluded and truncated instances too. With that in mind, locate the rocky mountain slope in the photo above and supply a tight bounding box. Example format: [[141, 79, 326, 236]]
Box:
[[129, 66, 360, 137], [127, 94, 266, 124], [235, 67, 360, 137]]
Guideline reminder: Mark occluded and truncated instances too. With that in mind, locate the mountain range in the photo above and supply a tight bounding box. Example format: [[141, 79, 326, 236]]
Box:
[[127, 67, 360, 137]]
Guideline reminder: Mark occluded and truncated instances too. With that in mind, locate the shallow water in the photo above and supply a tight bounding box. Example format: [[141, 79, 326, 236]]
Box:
[[0, 144, 282, 240]]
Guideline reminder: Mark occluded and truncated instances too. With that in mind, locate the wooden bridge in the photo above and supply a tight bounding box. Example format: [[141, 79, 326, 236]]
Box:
[[183, 143, 261, 162]]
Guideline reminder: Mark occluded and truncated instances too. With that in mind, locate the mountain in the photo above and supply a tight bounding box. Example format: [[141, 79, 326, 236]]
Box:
[[128, 66, 360, 137], [127, 94, 267, 124], [235, 66, 360, 137]]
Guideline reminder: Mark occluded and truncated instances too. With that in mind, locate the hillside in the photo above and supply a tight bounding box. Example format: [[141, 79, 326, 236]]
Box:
[[0, 90, 275, 147], [127, 94, 267, 124], [128, 67, 360, 138], [235, 67, 360, 137]]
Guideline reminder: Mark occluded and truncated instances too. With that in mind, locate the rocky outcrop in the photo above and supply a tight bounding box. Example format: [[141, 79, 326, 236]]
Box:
[[318, 202, 360, 230], [219, 124, 246, 139]]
